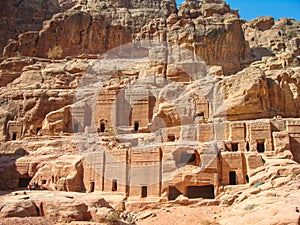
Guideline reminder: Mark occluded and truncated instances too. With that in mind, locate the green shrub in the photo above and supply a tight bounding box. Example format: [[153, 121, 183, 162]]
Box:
[[15, 51, 22, 57], [254, 181, 264, 188], [286, 30, 297, 39], [244, 204, 256, 211], [106, 211, 119, 225]]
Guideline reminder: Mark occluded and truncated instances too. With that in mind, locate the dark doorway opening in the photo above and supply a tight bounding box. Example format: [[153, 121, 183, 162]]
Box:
[[168, 186, 182, 200], [90, 182, 95, 192], [167, 134, 175, 142], [73, 123, 79, 133], [186, 185, 215, 199], [19, 178, 31, 188], [134, 121, 139, 132], [229, 171, 237, 185], [246, 142, 250, 152], [141, 186, 147, 198], [12, 132, 17, 140], [36, 127, 41, 134], [112, 179, 117, 192], [231, 143, 239, 152], [100, 123, 105, 133], [246, 175, 249, 183], [257, 142, 265, 153]]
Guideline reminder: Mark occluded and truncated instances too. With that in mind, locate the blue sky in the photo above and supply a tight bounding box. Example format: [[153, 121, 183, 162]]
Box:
[[176, 0, 300, 21]]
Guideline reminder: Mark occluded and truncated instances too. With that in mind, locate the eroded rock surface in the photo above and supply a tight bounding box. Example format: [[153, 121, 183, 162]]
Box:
[[0, 1, 300, 225]]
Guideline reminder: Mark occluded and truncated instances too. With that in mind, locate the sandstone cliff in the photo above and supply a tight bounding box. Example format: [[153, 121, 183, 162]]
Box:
[[0, 0, 62, 53], [3, 0, 177, 58], [243, 17, 300, 60], [136, 0, 250, 75], [0, 1, 300, 225]]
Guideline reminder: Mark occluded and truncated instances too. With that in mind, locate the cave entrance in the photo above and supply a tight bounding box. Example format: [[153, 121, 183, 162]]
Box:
[[229, 171, 237, 185], [186, 185, 215, 199], [180, 152, 196, 165], [18, 178, 31, 188], [174, 150, 200, 168], [167, 134, 175, 142], [168, 186, 182, 201]]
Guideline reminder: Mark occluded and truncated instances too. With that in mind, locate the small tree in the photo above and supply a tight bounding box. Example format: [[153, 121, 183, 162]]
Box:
[[105, 211, 119, 225], [47, 45, 63, 61]]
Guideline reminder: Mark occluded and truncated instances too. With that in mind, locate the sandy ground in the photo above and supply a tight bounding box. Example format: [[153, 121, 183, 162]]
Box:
[[135, 206, 223, 225]]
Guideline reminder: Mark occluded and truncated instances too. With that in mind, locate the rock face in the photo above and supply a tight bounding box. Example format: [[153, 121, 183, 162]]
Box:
[[136, 0, 250, 75], [4, 11, 133, 58], [0, 191, 120, 223], [0, 0, 62, 53], [0, 58, 88, 141], [219, 159, 300, 225], [0, 0, 300, 225], [220, 65, 300, 120], [0, 200, 38, 218], [243, 17, 300, 60], [3, 0, 177, 58], [2, 0, 250, 75]]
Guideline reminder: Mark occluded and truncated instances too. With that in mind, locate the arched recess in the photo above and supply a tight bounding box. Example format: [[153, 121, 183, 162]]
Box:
[[172, 149, 201, 168]]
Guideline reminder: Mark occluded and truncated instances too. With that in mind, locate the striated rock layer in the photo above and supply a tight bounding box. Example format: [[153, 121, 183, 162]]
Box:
[[0, 0, 299, 225], [3, 0, 177, 58], [136, 0, 251, 75], [0, 0, 62, 53]]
